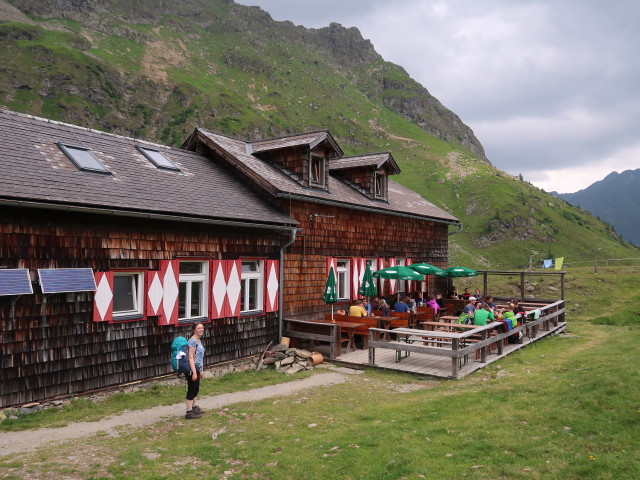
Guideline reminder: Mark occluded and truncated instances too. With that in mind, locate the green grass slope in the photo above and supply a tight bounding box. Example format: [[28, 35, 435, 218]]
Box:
[[1, 0, 638, 268]]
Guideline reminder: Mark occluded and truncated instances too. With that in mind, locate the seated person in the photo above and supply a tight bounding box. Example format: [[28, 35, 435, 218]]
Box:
[[485, 295, 497, 311], [463, 299, 476, 316], [426, 295, 440, 316], [449, 287, 458, 299], [435, 293, 445, 309], [336, 309, 347, 316], [348, 300, 368, 317], [511, 299, 527, 317], [473, 303, 495, 326], [406, 295, 417, 313], [474, 288, 482, 300], [460, 288, 472, 300], [362, 298, 372, 315], [376, 298, 391, 316], [415, 292, 427, 306], [393, 297, 410, 313]]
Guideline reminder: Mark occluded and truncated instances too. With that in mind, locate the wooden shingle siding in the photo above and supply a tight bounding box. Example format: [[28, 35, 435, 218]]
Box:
[[280, 200, 449, 319], [0, 207, 283, 407]]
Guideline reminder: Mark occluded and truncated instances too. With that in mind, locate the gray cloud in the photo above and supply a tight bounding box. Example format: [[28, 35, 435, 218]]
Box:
[[236, 0, 640, 191]]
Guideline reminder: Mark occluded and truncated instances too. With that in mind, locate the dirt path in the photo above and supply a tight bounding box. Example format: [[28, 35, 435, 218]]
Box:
[[0, 371, 347, 457]]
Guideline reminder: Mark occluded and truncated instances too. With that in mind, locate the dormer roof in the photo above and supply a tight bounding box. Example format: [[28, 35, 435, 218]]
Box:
[[330, 152, 400, 175], [250, 130, 343, 157]]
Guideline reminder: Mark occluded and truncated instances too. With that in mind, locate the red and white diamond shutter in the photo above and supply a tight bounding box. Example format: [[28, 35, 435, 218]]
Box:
[[93, 271, 113, 322], [387, 257, 397, 295], [326, 258, 337, 278], [146, 270, 163, 319], [350, 257, 360, 300], [158, 259, 180, 326], [405, 257, 413, 293], [209, 260, 228, 319], [375, 258, 385, 295], [264, 260, 279, 313], [225, 259, 242, 318]]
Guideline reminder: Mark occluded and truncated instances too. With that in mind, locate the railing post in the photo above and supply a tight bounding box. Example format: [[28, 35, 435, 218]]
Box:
[[451, 337, 459, 378]]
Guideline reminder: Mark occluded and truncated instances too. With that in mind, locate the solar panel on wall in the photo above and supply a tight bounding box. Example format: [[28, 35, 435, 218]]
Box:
[[38, 268, 97, 294], [0, 269, 33, 296]]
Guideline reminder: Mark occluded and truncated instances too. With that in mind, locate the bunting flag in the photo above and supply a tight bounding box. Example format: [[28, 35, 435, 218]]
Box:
[[542, 259, 553, 269], [555, 257, 564, 270]]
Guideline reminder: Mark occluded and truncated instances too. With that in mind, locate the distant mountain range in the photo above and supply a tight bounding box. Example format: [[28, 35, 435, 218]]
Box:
[[553, 169, 640, 246]]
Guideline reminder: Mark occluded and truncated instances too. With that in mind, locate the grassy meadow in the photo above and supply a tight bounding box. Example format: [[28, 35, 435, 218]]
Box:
[[1, 265, 639, 479]]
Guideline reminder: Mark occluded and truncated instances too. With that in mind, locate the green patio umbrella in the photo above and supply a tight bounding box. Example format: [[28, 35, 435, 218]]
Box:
[[407, 262, 446, 276], [442, 266, 478, 297], [373, 266, 425, 281], [323, 265, 338, 320], [358, 264, 378, 298], [442, 266, 478, 277]]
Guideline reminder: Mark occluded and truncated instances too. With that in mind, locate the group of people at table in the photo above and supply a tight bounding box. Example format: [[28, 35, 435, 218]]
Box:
[[336, 287, 528, 331]]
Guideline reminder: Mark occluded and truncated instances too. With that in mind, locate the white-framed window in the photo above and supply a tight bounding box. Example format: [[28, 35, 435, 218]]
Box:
[[113, 272, 144, 320], [178, 261, 208, 321], [374, 172, 387, 199], [309, 154, 325, 187], [396, 258, 406, 294], [241, 260, 263, 313], [336, 259, 349, 301]]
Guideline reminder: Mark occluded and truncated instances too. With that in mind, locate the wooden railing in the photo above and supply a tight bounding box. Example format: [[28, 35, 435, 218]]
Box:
[[367, 300, 566, 378]]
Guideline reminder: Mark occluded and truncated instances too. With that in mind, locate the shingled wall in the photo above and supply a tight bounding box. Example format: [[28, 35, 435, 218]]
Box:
[[0, 207, 285, 407]]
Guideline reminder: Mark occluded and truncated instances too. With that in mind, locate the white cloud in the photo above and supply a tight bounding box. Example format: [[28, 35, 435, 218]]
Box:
[[236, 0, 640, 194]]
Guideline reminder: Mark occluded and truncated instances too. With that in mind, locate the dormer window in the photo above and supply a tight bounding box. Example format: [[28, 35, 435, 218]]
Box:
[[309, 154, 325, 188], [374, 172, 388, 200], [57, 143, 111, 174]]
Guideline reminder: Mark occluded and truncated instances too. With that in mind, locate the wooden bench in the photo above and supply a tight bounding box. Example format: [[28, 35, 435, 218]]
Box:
[[283, 319, 342, 359]]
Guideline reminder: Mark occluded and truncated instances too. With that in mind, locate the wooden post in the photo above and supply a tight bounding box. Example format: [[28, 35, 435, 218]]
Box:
[[480, 329, 488, 363], [451, 337, 459, 378]]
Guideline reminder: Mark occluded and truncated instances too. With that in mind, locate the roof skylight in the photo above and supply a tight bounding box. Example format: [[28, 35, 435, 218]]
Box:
[[136, 145, 180, 171], [57, 143, 111, 174]]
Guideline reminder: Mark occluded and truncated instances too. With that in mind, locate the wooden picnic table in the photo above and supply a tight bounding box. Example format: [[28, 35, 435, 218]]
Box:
[[420, 321, 477, 331], [369, 315, 399, 341], [439, 315, 459, 323], [305, 319, 366, 353]]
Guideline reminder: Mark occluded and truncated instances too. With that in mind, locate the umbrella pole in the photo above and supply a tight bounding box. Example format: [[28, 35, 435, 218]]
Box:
[[331, 304, 334, 321]]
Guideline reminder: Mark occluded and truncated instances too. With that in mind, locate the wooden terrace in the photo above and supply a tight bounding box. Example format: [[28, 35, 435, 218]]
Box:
[[287, 300, 566, 379]]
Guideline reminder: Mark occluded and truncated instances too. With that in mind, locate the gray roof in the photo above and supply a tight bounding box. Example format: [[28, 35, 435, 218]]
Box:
[[0, 109, 296, 227], [330, 153, 400, 174], [194, 129, 459, 223], [250, 130, 343, 156]]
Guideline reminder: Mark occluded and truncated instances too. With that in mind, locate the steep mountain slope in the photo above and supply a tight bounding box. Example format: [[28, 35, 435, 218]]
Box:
[[554, 169, 640, 246], [1, 0, 638, 268]]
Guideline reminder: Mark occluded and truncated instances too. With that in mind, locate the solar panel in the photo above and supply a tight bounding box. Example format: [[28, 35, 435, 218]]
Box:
[[0, 269, 33, 296], [38, 268, 96, 294]]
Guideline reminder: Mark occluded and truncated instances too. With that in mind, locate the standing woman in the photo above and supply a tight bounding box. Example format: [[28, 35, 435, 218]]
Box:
[[185, 321, 206, 419]]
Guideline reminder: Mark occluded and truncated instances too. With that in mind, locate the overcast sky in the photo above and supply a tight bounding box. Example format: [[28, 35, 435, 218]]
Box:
[[236, 0, 640, 193]]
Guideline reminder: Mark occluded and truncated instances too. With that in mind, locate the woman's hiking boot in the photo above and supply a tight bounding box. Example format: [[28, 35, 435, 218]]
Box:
[[192, 405, 205, 414], [185, 410, 202, 419]]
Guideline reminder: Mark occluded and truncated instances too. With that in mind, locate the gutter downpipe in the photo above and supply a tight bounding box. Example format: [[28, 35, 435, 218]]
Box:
[[448, 223, 463, 236], [279, 227, 299, 340]]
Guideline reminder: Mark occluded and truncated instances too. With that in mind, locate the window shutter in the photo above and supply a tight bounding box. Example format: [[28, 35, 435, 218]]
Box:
[[93, 271, 113, 322], [226, 259, 242, 318], [158, 259, 179, 326], [326, 257, 337, 278], [209, 260, 228, 319], [405, 257, 413, 293], [264, 260, 279, 313], [376, 258, 385, 295], [146, 270, 163, 318], [387, 258, 397, 295], [350, 257, 360, 300]]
